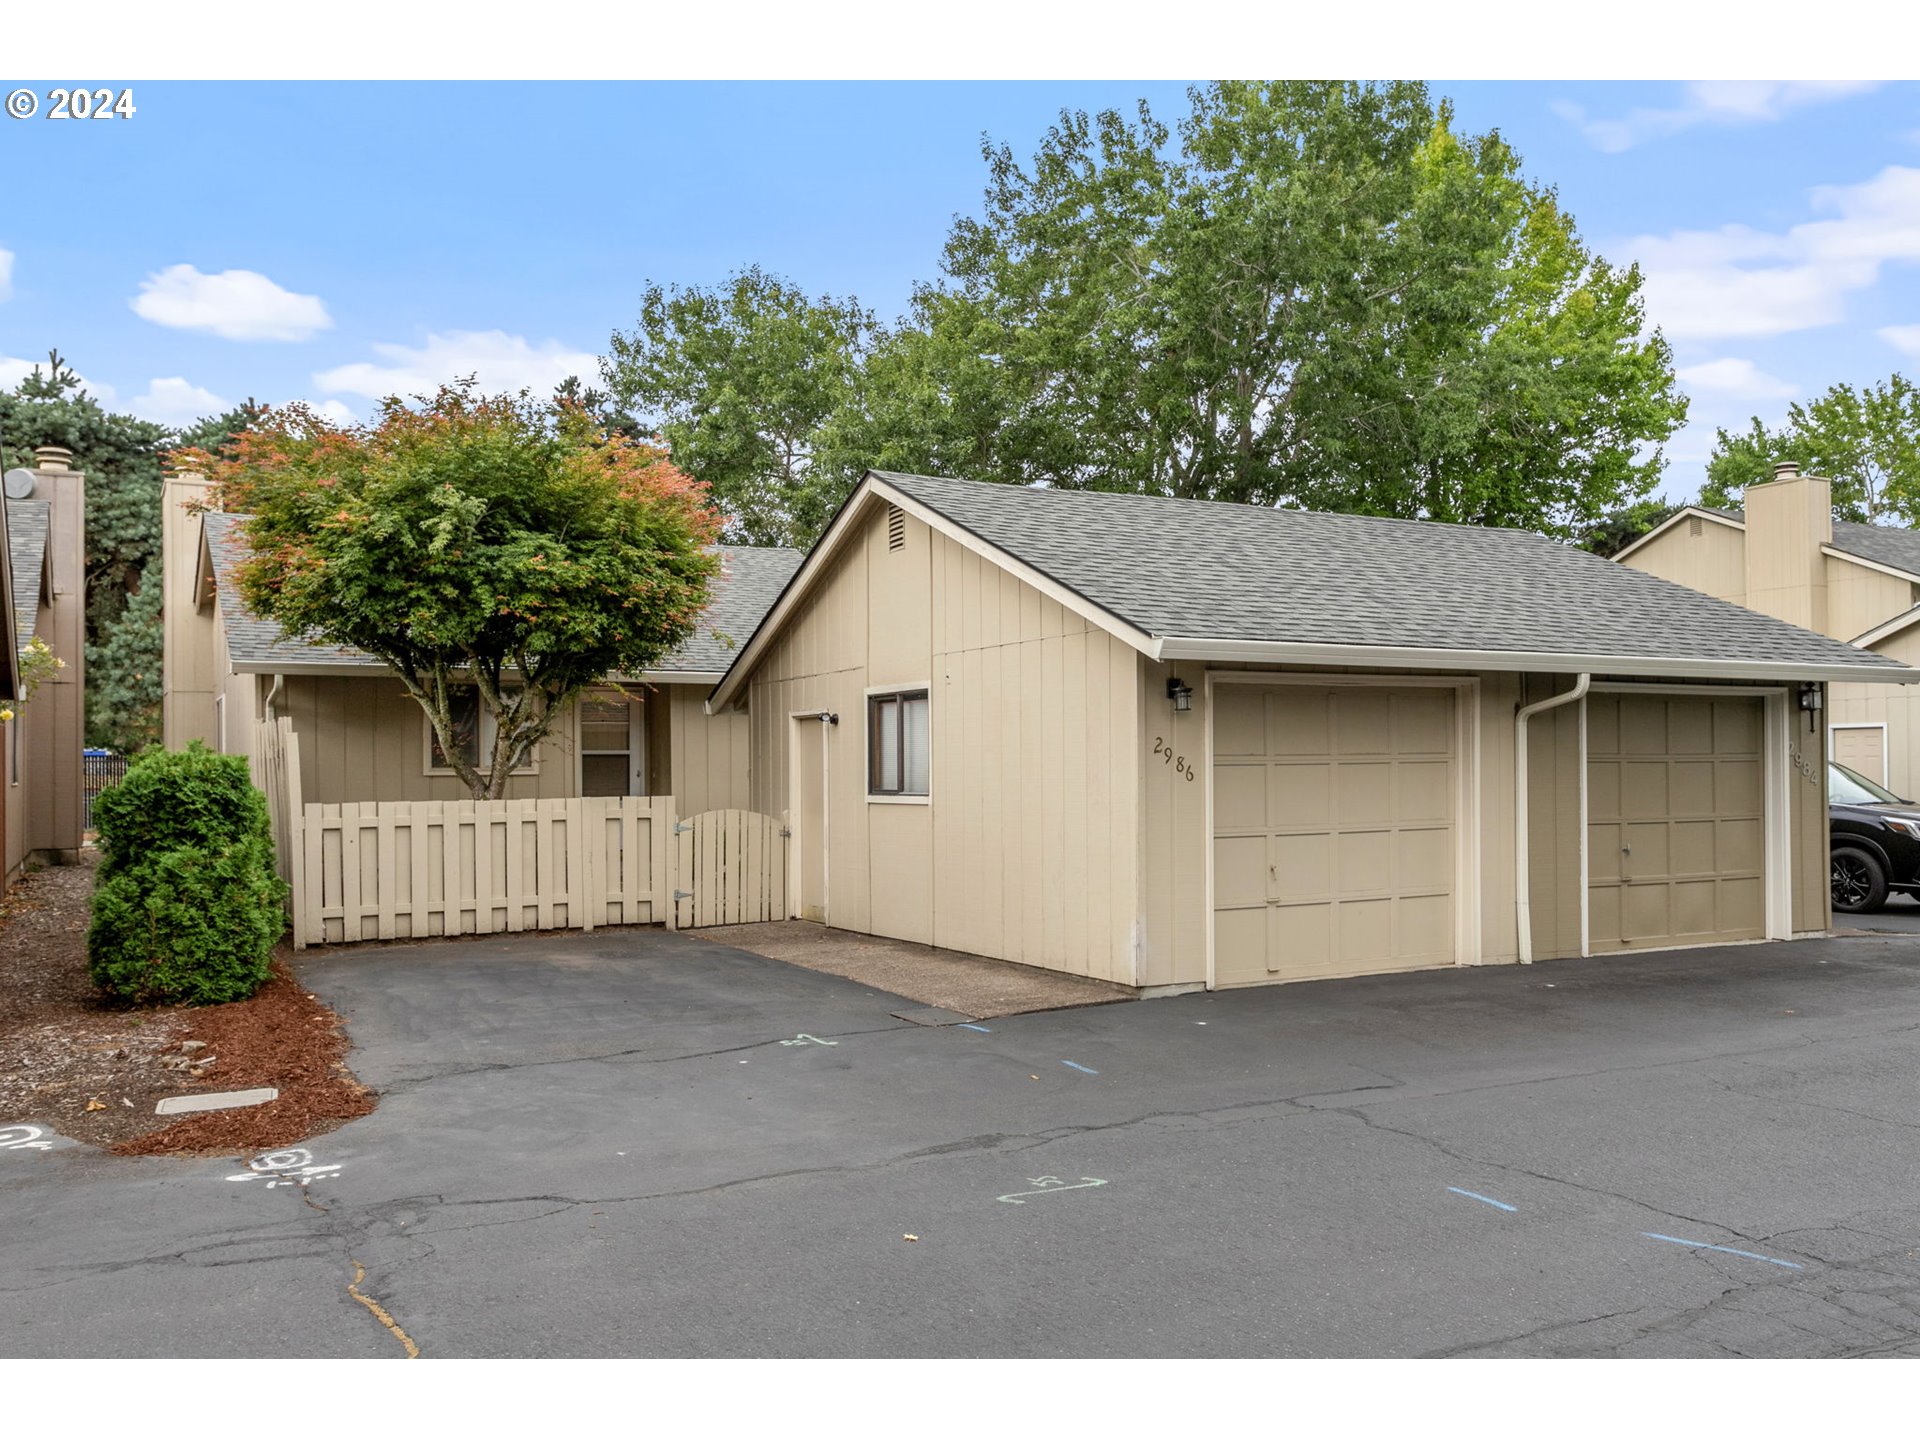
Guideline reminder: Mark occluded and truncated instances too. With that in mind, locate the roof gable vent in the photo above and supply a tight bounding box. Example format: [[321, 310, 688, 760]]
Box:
[[887, 504, 905, 552]]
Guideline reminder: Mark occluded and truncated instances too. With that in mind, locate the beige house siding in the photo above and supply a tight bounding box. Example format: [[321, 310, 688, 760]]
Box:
[[742, 504, 1141, 982], [1621, 516, 1747, 606], [1835, 624, 1920, 799], [667, 684, 751, 814], [7, 455, 87, 878], [162, 474, 219, 752], [1524, 682, 1586, 963], [1826, 553, 1912, 644]]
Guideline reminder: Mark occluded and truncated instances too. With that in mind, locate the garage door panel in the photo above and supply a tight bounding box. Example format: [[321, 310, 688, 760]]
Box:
[[1213, 684, 1460, 986], [1396, 894, 1454, 961], [1670, 819, 1718, 876], [1271, 833, 1329, 898], [1832, 727, 1885, 784], [1588, 692, 1766, 953], [1214, 761, 1269, 831], [1670, 759, 1715, 815], [1214, 687, 1268, 757], [1267, 690, 1330, 756], [1717, 759, 1763, 813], [1333, 690, 1392, 754], [1270, 763, 1330, 828], [1395, 827, 1452, 893], [1714, 699, 1761, 752], [1213, 835, 1269, 906], [1621, 761, 1670, 819], [1334, 761, 1392, 824], [1213, 906, 1269, 987], [1396, 761, 1453, 824], [1392, 691, 1454, 754]]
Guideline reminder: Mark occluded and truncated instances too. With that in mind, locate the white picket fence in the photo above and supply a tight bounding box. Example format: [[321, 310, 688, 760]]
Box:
[[251, 720, 789, 948]]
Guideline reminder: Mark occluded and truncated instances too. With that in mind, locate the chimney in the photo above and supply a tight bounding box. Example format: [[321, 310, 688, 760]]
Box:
[[33, 445, 74, 472], [1743, 463, 1832, 636]]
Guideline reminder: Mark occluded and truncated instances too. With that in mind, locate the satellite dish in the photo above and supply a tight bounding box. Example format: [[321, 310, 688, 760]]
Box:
[[3, 468, 37, 500]]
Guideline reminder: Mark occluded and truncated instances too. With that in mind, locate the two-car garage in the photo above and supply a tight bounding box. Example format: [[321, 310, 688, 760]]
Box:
[[1209, 677, 1787, 988]]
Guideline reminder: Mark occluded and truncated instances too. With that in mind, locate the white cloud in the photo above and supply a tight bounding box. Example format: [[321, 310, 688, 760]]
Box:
[[131, 264, 332, 342], [0, 354, 114, 404], [0, 248, 13, 302], [1880, 323, 1920, 357], [1630, 164, 1920, 341], [1555, 81, 1877, 154], [130, 376, 230, 425], [314, 330, 601, 401], [1675, 357, 1799, 402], [314, 398, 358, 426]]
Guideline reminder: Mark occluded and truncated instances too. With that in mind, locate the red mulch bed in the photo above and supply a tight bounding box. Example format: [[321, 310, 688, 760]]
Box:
[[0, 850, 374, 1156]]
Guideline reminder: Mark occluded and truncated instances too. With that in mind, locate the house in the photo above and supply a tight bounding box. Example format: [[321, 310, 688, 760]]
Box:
[[160, 471, 800, 813], [705, 470, 1915, 992], [1614, 463, 1920, 796], [3, 446, 87, 887]]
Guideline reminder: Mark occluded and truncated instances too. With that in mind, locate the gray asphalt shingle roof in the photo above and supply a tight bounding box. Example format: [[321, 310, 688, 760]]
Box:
[[873, 471, 1908, 675], [1697, 505, 1920, 579], [201, 512, 800, 677], [7, 497, 49, 651]]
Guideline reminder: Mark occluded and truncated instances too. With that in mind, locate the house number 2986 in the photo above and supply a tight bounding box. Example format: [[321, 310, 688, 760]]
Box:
[[1153, 737, 1196, 781]]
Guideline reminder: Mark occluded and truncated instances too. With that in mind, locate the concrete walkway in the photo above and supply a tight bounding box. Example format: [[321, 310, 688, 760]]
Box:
[[686, 920, 1135, 1018]]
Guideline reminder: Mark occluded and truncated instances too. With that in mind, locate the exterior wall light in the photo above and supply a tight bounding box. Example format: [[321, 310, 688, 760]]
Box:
[[1167, 677, 1193, 712], [1798, 682, 1823, 735]]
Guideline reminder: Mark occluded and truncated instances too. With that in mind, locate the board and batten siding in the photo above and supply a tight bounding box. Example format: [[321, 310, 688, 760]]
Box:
[[1618, 516, 1747, 606], [666, 683, 751, 815], [741, 502, 1142, 983], [1824, 553, 1912, 646]]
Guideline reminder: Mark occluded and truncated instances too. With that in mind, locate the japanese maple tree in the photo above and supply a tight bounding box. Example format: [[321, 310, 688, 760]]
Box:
[[180, 383, 719, 799]]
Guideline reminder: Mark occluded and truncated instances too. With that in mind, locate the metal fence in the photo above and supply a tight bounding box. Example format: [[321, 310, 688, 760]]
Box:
[[82, 748, 129, 829]]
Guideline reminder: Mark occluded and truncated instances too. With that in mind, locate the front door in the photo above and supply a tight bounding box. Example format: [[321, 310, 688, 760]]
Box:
[[579, 691, 644, 797], [791, 715, 829, 923]]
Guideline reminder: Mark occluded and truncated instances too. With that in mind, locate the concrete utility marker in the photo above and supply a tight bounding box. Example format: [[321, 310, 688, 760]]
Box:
[[997, 1177, 1109, 1205], [226, 1147, 341, 1190], [1641, 1233, 1805, 1270], [155, 1087, 278, 1116]]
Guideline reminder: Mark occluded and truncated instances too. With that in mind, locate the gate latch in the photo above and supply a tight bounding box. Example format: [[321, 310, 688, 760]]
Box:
[[674, 889, 693, 902]]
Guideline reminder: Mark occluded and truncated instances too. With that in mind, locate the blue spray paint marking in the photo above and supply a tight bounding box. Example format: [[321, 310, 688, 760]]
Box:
[[1060, 1060, 1099, 1075], [1641, 1233, 1804, 1269], [1447, 1187, 1517, 1213], [957, 1023, 992, 1033]]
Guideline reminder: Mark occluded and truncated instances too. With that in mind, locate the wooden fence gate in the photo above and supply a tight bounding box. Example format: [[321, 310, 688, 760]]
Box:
[[673, 808, 789, 929]]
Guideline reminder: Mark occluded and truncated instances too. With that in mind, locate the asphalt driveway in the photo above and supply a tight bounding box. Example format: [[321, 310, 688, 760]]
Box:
[[4, 926, 1920, 1358]]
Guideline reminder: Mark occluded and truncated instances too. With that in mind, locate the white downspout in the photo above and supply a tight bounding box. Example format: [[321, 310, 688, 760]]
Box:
[[1515, 673, 1590, 964], [264, 672, 285, 722]]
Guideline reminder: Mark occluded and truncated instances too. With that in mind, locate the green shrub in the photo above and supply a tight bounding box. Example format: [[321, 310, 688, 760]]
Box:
[[87, 743, 288, 1006], [88, 839, 288, 1006], [92, 742, 274, 881]]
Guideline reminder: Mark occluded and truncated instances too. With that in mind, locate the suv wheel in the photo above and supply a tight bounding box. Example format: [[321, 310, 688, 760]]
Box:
[[1832, 847, 1889, 914]]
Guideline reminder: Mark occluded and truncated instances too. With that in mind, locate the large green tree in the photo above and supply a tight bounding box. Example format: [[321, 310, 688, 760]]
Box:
[[183, 384, 720, 799], [602, 267, 876, 546], [827, 82, 1686, 537], [1700, 374, 1920, 524], [1, 354, 167, 751]]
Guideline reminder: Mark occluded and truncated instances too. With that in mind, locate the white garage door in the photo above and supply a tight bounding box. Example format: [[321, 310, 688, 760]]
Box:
[[1212, 684, 1458, 987], [1586, 693, 1765, 951]]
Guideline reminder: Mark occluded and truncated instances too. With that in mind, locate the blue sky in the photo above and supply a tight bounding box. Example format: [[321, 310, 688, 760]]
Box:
[[3, 79, 1919, 500]]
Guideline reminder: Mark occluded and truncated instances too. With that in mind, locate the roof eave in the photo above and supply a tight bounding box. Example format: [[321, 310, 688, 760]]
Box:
[[1154, 635, 1919, 685], [1821, 543, 1920, 584]]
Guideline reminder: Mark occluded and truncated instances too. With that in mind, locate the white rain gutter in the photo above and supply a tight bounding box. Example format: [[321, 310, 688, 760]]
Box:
[[1515, 673, 1590, 965]]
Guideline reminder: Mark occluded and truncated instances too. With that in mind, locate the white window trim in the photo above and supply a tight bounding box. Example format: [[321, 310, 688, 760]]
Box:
[[576, 688, 647, 797], [864, 681, 932, 804], [421, 688, 542, 778]]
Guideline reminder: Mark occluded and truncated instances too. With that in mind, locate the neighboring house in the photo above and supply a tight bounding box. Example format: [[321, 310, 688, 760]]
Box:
[[3, 446, 87, 887], [707, 470, 1913, 992], [1615, 463, 1920, 796], [160, 472, 800, 814]]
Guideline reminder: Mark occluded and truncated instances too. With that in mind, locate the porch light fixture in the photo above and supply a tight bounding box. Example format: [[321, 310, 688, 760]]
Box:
[[1166, 677, 1193, 712], [1798, 682, 1823, 735]]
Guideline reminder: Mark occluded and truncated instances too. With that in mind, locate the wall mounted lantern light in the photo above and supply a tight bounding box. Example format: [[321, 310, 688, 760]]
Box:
[[1797, 683, 1823, 735], [1166, 677, 1194, 712]]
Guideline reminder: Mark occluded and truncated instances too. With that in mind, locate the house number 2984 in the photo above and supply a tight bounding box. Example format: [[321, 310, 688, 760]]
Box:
[[1153, 737, 1196, 781]]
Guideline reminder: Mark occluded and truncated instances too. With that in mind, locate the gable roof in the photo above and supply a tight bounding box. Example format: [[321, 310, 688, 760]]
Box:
[[1617, 500, 1920, 583], [710, 471, 1916, 707], [201, 510, 801, 679], [6, 497, 50, 649]]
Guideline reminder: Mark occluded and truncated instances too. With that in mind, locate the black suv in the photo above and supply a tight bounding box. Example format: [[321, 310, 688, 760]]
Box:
[[1830, 761, 1920, 913]]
